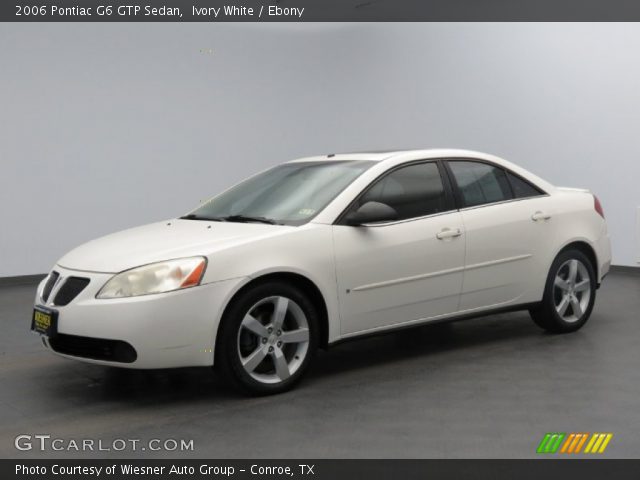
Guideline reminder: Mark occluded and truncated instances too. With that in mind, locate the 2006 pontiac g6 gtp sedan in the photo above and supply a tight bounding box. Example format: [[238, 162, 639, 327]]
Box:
[[33, 149, 611, 394]]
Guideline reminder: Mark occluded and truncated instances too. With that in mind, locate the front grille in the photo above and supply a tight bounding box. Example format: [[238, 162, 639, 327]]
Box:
[[53, 277, 90, 306], [42, 271, 59, 302], [48, 334, 137, 363]]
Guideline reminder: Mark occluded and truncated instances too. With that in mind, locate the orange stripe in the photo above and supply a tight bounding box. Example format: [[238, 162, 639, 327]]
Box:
[[574, 433, 589, 453], [567, 434, 582, 453], [560, 434, 575, 453]]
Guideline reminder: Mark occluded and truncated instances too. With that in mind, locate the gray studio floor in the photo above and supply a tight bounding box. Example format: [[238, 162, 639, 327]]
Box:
[[1, 272, 638, 458]]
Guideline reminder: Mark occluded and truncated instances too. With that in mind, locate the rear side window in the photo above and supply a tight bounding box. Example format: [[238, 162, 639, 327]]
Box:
[[448, 161, 513, 207], [356, 162, 448, 221], [506, 171, 544, 199]]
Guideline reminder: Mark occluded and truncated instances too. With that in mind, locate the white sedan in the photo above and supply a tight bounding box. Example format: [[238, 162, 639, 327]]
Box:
[[33, 149, 611, 394]]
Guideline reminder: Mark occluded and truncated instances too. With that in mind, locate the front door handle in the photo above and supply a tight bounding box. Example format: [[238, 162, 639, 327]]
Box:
[[436, 227, 463, 240], [531, 211, 551, 222]]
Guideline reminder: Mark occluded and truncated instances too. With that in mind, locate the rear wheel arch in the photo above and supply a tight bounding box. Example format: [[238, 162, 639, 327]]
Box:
[[530, 246, 597, 333], [555, 241, 599, 284]]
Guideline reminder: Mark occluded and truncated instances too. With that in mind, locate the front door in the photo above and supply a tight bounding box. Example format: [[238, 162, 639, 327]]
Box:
[[333, 161, 466, 336]]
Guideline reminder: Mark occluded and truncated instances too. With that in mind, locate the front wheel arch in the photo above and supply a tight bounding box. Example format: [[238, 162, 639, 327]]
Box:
[[214, 278, 321, 394], [215, 272, 329, 364]]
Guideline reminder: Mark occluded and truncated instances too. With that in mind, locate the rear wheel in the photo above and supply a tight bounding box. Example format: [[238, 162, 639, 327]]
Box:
[[530, 249, 596, 333], [216, 282, 318, 395]]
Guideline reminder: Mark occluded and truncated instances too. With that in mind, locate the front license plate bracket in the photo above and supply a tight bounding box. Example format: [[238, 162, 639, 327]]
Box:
[[31, 305, 58, 338]]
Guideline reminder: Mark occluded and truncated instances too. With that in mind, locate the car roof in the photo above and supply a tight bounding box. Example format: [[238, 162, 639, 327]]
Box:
[[287, 148, 556, 194], [288, 148, 505, 163]]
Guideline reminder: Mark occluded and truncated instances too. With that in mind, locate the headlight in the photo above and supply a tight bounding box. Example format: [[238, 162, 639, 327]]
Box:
[[96, 257, 207, 299]]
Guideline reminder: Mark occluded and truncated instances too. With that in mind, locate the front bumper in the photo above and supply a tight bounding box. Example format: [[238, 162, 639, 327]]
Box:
[[33, 265, 243, 369]]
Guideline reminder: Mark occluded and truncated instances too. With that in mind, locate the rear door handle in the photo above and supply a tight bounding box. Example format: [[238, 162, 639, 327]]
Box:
[[436, 227, 463, 240], [531, 211, 551, 222]]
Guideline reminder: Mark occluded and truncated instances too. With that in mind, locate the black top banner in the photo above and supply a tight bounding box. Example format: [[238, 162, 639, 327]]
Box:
[[4, 0, 640, 22]]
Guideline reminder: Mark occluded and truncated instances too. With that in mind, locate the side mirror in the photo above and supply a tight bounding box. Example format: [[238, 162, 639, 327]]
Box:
[[345, 201, 398, 226]]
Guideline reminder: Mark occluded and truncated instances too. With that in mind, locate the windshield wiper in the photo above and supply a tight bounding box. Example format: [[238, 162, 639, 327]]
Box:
[[179, 214, 224, 221], [180, 213, 280, 224], [222, 215, 279, 225]]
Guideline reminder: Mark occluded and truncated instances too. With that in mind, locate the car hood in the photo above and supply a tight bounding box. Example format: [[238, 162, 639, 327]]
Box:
[[57, 219, 292, 273]]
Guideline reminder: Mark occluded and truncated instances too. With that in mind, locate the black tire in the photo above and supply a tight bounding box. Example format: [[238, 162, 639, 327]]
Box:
[[216, 281, 319, 395], [529, 249, 596, 333]]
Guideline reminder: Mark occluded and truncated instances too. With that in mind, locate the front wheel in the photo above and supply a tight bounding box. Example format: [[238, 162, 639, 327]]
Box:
[[530, 249, 596, 333], [216, 282, 319, 395]]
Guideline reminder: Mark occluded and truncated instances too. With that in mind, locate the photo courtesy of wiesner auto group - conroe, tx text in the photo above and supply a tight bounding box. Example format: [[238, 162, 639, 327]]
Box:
[[2, 1, 640, 480], [15, 463, 307, 477]]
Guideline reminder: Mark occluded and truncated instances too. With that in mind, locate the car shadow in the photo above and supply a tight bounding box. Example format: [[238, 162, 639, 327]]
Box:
[[46, 310, 543, 405], [308, 310, 543, 379]]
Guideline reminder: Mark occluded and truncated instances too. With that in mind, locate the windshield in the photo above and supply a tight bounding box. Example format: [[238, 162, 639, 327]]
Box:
[[184, 160, 375, 226]]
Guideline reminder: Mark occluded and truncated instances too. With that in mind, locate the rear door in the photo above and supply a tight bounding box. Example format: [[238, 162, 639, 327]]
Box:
[[445, 160, 554, 311], [333, 161, 466, 335]]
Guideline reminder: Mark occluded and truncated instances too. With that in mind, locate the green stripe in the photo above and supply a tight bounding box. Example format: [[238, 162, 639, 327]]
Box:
[[537, 433, 553, 453], [545, 434, 558, 453], [549, 433, 566, 453]]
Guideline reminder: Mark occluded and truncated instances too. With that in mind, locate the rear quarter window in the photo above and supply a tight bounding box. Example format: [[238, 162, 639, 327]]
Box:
[[506, 171, 544, 199]]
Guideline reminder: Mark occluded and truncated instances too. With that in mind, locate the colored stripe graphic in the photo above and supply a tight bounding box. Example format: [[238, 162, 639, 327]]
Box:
[[539, 433, 613, 454]]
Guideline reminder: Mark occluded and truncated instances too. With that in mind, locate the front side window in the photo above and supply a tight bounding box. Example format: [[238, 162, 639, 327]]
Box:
[[350, 162, 449, 221], [186, 161, 374, 226], [448, 161, 513, 207]]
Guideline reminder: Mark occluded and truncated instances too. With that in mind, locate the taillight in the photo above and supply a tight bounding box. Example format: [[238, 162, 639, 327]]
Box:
[[593, 194, 605, 218]]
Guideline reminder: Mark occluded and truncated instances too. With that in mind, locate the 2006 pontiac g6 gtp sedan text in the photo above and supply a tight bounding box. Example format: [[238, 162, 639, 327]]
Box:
[[33, 149, 611, 394]]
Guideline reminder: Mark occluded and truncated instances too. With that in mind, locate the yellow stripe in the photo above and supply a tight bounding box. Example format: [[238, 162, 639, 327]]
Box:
[[584, 434, 598, 453], [574, 433, 589, 453], [560, 434, 575, 453], [590, 434, 606, 453], [598, 434, 613, 453]]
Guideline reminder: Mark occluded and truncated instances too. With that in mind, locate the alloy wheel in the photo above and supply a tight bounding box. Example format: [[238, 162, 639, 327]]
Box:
[[553, 258, 592, 323], [236, 296, 310, 384]]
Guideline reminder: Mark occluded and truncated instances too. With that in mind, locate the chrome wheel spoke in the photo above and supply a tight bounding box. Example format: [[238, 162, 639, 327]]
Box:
[[272, 349, 290, 380], [271, 297, 289, 330], [242, 314, 268, 337], [567, 259, 578, 283], [574, 279, 590, 292], [242, 347, 268, 373], [281, 328, 309, 344], [554, 276, 570, 292], [556, 295, 570, 316], [570, 296, 583, 318]]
